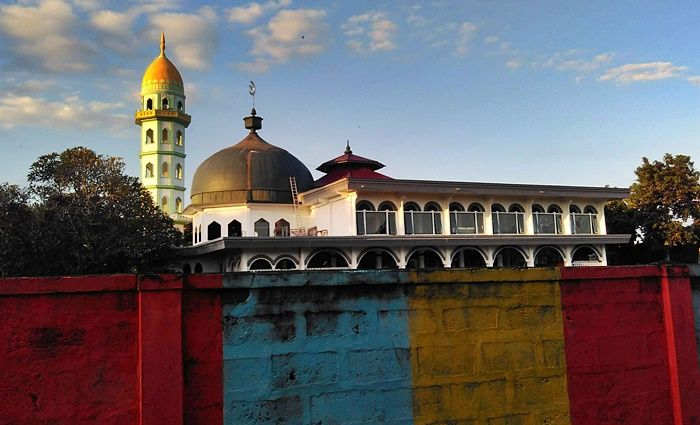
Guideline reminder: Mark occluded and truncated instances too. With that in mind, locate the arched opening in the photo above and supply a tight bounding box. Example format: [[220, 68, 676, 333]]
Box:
[[307, 249, 349, 268], [358, 200, 396, 235], [177, 101, 183, 112], [406, 248, 444, 270], [571, 205, 597, 234], [357, 248, 398, 270], [228, 220, 242, 237], [547, 204, 563, 213], [491, 203, 506, 213], [249, 258, 273, 270], [492, 204, 523, 234], [162, 98, 169, 110], [161, 196, 168, 210], [450, 202, 483, 234], [275, 258, 297, 270], [451, 248, 486, 268], [493, 247, 527, 268], [532, 204, 545, 213], [162, 128, 169, 144], [534, 203, 562, 234], [175, 197, 182, 213], [254, 219, 269, 237], [146, 98, 153, 110], [176, 163, 183, 179], [449, 202, 465, 212], [584, 205, 598, 214], [145, 163, 154, 178], [468, 203, 485, 212], [534, 247, 565, 267], [182, 263, 191, 274], [356, 200, 375, 211], [146, 129, 153, 144], [509, 203, 525, 213], [572, 246, 601, 264], [569, 204, 581, 214], [378, 201, 397, 211], [162, 162, 169, 177], [274, 219, 290, 236], [176, 131, 183, 146], [194, 263, 203, 273], [208, 221, 221, 240]]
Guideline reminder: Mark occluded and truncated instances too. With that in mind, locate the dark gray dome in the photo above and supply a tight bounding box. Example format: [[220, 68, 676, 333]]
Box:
[[190, 130, 313, 206]]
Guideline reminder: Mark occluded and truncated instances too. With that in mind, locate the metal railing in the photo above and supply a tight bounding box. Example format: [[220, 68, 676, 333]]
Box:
[[356, 211, 397, 235], [450, 211, 484, 234], [492, 212, 525, 234], [404, 211, 442, 235], [533, 212, 563, 234]]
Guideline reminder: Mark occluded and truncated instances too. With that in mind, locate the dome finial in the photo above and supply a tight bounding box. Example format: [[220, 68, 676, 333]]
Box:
[[160, 31, 165, 56], [345, 140, 352, 155]]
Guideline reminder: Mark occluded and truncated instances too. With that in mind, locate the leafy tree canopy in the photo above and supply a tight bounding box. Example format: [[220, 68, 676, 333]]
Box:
[[0, 147, 181, 277]]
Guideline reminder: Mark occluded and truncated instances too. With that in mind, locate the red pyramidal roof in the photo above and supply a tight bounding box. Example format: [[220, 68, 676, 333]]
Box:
[[315, 142, 393, 187]]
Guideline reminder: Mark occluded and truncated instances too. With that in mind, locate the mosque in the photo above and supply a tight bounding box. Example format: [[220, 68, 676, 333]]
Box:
[[136, 36, 630, 273]]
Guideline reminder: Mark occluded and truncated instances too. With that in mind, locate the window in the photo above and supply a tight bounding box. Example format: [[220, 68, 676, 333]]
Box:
[[208, 221, 221, 240], [176, 130, 183, 146], [404, 202, 441, 235], [492, 204, 524, 234], [145, 163, 154, 178], [532, 204, 545, 213], [274, 219, 290, 236], [162, 98, 169, 110], [161, 196, 168, 209], [357, 200, 396, 235], [571, 205, 598, 234], [146, 129, 154, 144], [547, 204, 563, 214], [254, 219, 269, 237], [162, 162, 169, 177], [177, 101, 183, 112], [175, 197, 182, 213], [569, 204, 581, 214], [162, 128, 169, 144], [450, 202, 483, 234], [146, 98, 153, 110], [176, 163, 183, 179], [584, 205, 598, 214], [534, 203, 563, 234], [228, 220, 242, 237]]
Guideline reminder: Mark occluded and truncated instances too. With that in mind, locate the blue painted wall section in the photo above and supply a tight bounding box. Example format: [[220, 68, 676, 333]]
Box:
[[221, 271, 414, 424]]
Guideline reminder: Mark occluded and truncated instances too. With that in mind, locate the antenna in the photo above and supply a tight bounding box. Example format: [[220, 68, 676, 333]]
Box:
[[248, 81, 256, 109]]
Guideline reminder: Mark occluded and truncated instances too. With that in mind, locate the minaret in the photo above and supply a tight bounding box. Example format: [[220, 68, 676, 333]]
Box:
[[135, 33, 191, 229]]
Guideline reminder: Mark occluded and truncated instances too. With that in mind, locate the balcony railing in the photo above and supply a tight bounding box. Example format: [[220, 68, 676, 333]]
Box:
[[134, 109, 191, 126], [533, 212, 563, 234], [571, 213, 598, 234], [356, 211, 397, 235], [450, 211, 484, 234], [492, 212, 525, 234], [404, 211, 442, 235]]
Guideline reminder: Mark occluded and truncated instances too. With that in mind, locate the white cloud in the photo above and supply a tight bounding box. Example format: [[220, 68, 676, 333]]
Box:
[[484, 36, 498, 44], [237, 8, 327, 72], [0, 0, 96, 72], [0, 93, 128, 130], [506, 59, 522, 70], [149, 6, 219, 71], [542, 51, 614, 72], [600, 62, 688, 84], [454, 22, 477, 55], [342, 11, 397, 53], [227, 0, 291, 25], [688, 76, 700, 87]]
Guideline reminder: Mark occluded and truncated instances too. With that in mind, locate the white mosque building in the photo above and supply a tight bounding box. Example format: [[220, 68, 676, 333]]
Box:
[[137, 37, 630, 273]]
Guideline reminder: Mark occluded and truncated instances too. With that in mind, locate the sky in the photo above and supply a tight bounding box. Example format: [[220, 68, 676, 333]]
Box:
[[2, 0, 700, 198]]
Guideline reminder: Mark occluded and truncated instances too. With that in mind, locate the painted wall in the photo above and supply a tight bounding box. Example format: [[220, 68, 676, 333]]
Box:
[[1, 267, 700, 424]]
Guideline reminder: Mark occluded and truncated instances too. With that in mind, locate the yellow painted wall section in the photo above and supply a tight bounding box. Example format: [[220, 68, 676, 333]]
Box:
[[407, 268, 571, 425]]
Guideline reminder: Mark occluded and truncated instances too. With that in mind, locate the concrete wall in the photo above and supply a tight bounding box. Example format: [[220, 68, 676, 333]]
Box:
[[1, 267, 700, 424]]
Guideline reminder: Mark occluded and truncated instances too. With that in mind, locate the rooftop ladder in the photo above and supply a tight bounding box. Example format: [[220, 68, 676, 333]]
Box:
[[289, 176, 304, 235]]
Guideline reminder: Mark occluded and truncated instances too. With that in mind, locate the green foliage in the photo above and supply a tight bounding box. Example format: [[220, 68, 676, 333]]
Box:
[[0, 147, 182, 277], [618, 153, 700, 262]]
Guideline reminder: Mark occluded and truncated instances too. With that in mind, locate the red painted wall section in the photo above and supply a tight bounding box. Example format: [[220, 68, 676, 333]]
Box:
[[660, 266, 700, 424], [561, 267, 674, 425], [0, 276, 139, 424], [182, 274, 224, 425]]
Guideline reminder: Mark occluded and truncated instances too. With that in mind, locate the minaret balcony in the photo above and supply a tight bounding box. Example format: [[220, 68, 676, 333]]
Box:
[[135, 109, 191, 127]]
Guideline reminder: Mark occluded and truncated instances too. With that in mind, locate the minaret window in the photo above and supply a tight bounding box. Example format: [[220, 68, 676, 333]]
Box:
[[176, 164, 183, 179], [175, 197, 182, 213], [161, 196, 168, 210], [208, 221, 221, 240], [228, 220, 242, 237], [145, 163, 154, 178], [162, 128, 169, 144], [254, 219, 269, 237], [274, 219, 290, 236], [177, 101, 183, 112], [162, 98, 169, 110], [162, 162, 169, 177], [146, 129, 153, 144], [146, 99, 153, 110], [176, 131, 183, 146]]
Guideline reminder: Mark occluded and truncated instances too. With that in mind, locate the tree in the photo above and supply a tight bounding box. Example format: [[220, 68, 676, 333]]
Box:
[[628, 154, 700, 261], [0, 184, 38, 276], [0, 147, 181, 277]]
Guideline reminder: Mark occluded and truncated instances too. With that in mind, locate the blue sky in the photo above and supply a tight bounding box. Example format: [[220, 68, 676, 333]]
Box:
[[2, 0, 700, 197]]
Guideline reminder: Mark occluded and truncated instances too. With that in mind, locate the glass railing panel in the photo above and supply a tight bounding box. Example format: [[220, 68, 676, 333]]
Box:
[[571, 213, 598, 234], [356, 211, 397, 235], [533, 213, 563, 234], [450, 212, 484, 234], [492, 212, 525, 234], [404, 211, 442, 235]]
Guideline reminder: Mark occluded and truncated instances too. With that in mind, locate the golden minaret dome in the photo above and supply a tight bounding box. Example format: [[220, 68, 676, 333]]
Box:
[[141, 32, 184, 90]]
